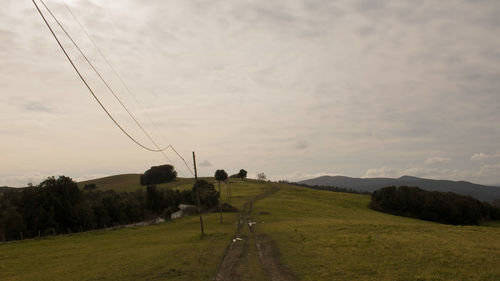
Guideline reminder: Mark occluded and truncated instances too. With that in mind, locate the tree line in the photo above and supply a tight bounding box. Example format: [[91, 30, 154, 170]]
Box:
[[370, 186, 500, 225], [0, 175, 218, 241], [285, 181, 370, 195]]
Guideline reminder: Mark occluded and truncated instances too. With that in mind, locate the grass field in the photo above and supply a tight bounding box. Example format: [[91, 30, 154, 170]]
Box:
[[252, 183, 500, 281], [2, 178, 500, 280], [77, 174, 198, 193], [0, 178, 264, 281]]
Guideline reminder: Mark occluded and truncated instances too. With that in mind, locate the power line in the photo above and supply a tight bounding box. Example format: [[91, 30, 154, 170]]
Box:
[[62, 0, 195, 176], [32, 0, 170, 153], [37, 0, 185, 176]]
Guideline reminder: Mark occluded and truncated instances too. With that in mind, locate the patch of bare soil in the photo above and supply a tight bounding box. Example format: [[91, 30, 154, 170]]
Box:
[[253, 233, 296, 281], [214, 186, 296, 281]]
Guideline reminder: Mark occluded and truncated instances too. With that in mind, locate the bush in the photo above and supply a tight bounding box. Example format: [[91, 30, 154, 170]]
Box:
[[83, 183, 98, 190]]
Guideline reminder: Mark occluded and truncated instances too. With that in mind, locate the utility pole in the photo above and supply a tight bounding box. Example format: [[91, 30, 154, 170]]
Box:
[[193, 151, 204, 236], [219, 181, 223, 224]]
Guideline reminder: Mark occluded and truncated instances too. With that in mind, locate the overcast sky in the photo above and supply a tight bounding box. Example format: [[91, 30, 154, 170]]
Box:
[[1, 0, 500, 187]]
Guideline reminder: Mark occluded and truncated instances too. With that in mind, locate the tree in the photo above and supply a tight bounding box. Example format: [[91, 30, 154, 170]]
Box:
[[1, 207, 26, 240], [493, 198, 500, 208], [192, 180, 219, 210], [238, 169, 247, 180], [140, 165, 177, 185], [215, 170, 228, 183], [257, 172, 267, 182], [214, 170, 228, 223]]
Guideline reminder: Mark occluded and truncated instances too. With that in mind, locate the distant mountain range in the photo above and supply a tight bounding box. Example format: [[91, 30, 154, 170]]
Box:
[[297, 175, 500, 202]]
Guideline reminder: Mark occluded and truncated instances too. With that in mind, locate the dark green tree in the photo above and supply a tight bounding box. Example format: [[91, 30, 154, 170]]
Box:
[[1, 207, 26, 240], [238, 169, 247, 180], [192, 180, 219, 210], [140, 165, 177, 185]]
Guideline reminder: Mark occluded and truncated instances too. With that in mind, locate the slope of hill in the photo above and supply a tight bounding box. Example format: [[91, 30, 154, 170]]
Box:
[[77, 174, 196, 193], [298, 175, 500, 202], [0, 186, 20, 193], [2, 178, 500, 280]]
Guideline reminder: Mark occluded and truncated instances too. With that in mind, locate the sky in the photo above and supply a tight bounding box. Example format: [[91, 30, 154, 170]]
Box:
[[1, 0, 500, 187]]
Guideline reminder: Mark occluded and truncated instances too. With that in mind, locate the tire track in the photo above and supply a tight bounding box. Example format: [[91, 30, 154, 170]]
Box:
[[214, 185, 296, 281]]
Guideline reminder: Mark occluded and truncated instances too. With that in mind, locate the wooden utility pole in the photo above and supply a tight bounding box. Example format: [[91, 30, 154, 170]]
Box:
[[193, 151, 205, 236], [228, 180, 231, 204], [218, 181, 223, 224]]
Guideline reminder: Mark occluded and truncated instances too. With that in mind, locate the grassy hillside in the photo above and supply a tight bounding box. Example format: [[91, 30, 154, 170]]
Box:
[[0, 179, 266, 281], [252, 184, 500, 280], [2, 178, 500, 280], [77, 174, 198, 193]]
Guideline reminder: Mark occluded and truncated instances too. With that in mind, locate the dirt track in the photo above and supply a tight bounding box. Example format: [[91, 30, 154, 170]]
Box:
[[214, 186, 296, 281]]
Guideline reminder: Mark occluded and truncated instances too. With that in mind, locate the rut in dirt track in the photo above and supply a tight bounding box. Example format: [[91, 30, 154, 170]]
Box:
[[214, 185, 297, 281]]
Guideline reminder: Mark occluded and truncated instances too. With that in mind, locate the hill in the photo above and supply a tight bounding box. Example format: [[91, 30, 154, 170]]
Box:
[[298, 175, 500, 202], [2, 178, 500, 280], [77, 174, 196, 193], [0, 186, 20, 193]]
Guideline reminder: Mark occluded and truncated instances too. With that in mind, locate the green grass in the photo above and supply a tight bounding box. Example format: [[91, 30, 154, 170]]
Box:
[[77, 174, 205, 193], [0, 214, 234, 281], [2, 179, 500, 281], [0, 179, 259, 281], [252, 183, 500, 281]]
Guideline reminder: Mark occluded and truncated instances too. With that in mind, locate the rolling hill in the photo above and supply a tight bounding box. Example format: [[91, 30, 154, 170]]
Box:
[[77, 174, 197, 193], [2, 177, 500, 280], [0, 186, 19, 193], [297, 175, 500, 202]]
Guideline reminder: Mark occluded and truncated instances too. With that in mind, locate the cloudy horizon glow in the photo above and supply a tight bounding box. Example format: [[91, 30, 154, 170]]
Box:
[[1, 0, 500, 187]]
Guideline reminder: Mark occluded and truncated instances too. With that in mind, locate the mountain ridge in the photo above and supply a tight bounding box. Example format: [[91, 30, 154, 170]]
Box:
[[297, 175, 500, 202]]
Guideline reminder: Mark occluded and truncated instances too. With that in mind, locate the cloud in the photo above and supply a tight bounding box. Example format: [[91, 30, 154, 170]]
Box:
[[21, 101, 55, 113], [479, 163, 500, 176], [363, 167, 402, 178], [363, 166, 468, 180], [198, 160, 212, 167], [425, 157, 451, 164], [271, 171, 345, 182], [2, 0, 500, 187], [0, 172, 47, 187], [471, 153, 500, 161], [294, 140, 308, 150]]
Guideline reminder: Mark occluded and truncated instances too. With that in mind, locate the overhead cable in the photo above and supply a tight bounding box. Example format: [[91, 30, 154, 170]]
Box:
[[62, 0, 195, 176], [32, 0, 170, 153], [38, 0, 183, 175]]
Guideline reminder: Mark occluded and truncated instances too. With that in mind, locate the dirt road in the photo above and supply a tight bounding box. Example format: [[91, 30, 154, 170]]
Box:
[[214, 186, 296, 281]]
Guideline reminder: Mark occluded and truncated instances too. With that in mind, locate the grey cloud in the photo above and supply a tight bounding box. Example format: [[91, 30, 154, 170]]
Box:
[[425, 157, 451, 165], [2, 0, 500, 186], [471, 153, 500, 161], [21, 101, 55, 113], [294, 140, 308, 150], [199, 160, 212, 167]]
